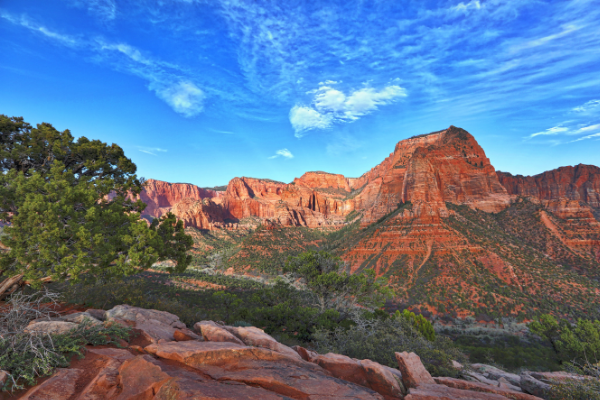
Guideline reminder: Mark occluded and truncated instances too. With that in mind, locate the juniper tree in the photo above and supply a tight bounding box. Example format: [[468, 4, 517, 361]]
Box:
[[0, 115, 192, 298]]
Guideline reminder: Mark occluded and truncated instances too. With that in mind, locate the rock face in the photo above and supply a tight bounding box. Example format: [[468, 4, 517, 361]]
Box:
[[138, 126, 512, 231], [498, 165, 600, 262], [497, 164, 600, 208], [139, 178, 225, 221]]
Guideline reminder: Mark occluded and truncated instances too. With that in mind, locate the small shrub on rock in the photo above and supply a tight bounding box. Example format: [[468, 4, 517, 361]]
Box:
[[312, 310, 466, 377], [0, 290, 131, 391]]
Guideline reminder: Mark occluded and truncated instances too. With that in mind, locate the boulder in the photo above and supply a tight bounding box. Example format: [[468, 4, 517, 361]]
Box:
[[77, 348, 133, 399], [20, 368, 83, 399], [529, 371, 588, 384], [361, 358, 407, 399], [222, 325, 303, 360], [434, 377, 542, 400], [25, 321, 77, 335], [105, 304, 186, 342], [519, 374, 552, 398], [117, 354, 300, 399], [292, 345, 318, 362], [59, 311, 103, 326], [463, 370, 501, 386], [144, 340, 384, 399], [85, 308, 107, 321], [406, 383, 511, 399], [173, 328, 201, 341], [194, 320, 244, 345], [471, 364, 522, 387], [497, 377, 523, 392], [312, 353, 369, 386], [452, 360, 464, 370], [395, 352, 436, 389]]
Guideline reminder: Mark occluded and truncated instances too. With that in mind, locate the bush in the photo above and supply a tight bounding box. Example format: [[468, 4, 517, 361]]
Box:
[[312, 311, 466, 377], [397, 309, 436, 341], [549, 375, 600, 400], [0, 290, 131, 391]]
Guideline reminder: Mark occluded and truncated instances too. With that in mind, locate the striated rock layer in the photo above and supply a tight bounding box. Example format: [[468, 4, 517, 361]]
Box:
[[140, 126, 512, 231], [498, 165, 600, 262]]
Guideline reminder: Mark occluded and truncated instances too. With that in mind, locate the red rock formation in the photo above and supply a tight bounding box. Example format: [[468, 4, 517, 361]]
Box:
[[294, 171, 351, 192], [497, 166, 600, 262], [497, 164, 600, 208], [138, 126, 513, 231], [139, 178, 224, 220], [352, 127, 510, 224]]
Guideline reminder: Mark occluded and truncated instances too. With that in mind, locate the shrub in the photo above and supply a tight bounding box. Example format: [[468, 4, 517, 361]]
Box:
[[312, 311, 466, 377], [397, 309, 436, 341], [0, 290, 131, 391]]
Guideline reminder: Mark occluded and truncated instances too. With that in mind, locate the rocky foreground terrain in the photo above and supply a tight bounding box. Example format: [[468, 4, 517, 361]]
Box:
[[8, 304, 588, 400], [135, 126, 600, 321]]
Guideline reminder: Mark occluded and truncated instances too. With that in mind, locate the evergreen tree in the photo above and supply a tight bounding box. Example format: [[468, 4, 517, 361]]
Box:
[[0, 115, 192, 297]]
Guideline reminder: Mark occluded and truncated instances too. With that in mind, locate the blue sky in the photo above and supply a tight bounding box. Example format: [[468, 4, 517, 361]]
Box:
[[1, 0, 599, 187]]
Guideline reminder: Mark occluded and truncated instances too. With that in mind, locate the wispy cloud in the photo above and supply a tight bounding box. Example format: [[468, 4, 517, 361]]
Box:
[[525, 99, 600, 142], [572, 132, 600, 142], [1, 12, 80, 47], [290, 83, 406, 137], [210, 129, 234, 135], [527, 126, 569, 138], [137, 146, 168, 156], [268, 149, 294, 159], [2, 11, 206, 118], [573, 99, 600, 113]]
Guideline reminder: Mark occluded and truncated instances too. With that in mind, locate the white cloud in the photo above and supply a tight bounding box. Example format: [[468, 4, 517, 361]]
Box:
[[572, 99, 600, 113], [289, 106, 332, 137], [576, 124, 600, 132], [528, 126, 569, 138], [137, 146, 168, 156], [1, 13, 79, 47], [152, 81, 205, 117], [290, 83, 406, 136], [572, 132, 600, 142], [450, 1, 482, 14], [268, 148, 294, 159]]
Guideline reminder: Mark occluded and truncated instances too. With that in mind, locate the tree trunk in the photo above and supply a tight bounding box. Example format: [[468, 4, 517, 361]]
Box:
[[0, 273, 24, 300]]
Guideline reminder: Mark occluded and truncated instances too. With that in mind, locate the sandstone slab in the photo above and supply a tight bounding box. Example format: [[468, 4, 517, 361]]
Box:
[[434, 377, 541, 400], [59, 311, 103, 326], [105, 304, 186, 342], [145, 340, 384, 399], [470, 364, 521, 387], [174, 328, 201, 341], [361, 358, 406, 399], [395, 352, 435, 389], [20, 368, 83, 400], [194, 320, 244, 345], [223, 325, 303, 360], [406, 384, 511, 399], [25, 321, 77, 335], [312, 353, 369, 387], [519, 374, 552, 398]]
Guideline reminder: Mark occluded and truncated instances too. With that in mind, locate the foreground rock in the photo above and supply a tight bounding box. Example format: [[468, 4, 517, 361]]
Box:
[[310, 352, 406, 399], [434, 377, 541, 400], [395, 352, 545, 400], [222, 325, 303, 360], [105, 304, 186, 342], [144, 340, 383, 399], [13, 307, 557, 400], [395, 352, 436, 389], [25, 320, 77, 334]]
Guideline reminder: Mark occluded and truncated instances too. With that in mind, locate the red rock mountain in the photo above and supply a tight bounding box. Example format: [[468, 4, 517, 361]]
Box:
[[138, 126, 600, 320], [141, 127, 513, 229]]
